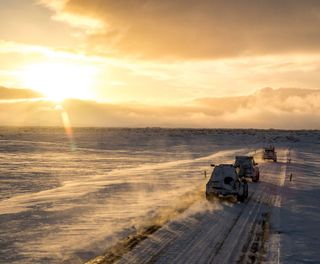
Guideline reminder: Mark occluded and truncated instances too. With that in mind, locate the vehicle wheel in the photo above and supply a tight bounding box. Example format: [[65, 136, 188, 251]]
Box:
[[237, 185, 246, 202], [252, 172, 259, 182], [206, 193, 214, 201], [244, 182, 249, 198], [237, 193, 245, 202]]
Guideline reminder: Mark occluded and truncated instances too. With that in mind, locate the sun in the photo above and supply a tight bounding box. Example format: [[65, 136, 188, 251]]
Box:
[[21, 62, 97, 101]]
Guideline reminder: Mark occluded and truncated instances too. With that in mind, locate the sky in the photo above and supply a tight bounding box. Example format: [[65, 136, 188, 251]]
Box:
[[0, 0, 320, 128]]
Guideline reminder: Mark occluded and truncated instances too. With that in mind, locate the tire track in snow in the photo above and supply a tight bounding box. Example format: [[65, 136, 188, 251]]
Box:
[[116, 149, 288, 264]]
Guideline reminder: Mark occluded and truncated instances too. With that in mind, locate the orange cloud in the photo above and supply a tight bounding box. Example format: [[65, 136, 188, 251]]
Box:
[[40, 0, 320, 59], [0, 86, 43, 99]]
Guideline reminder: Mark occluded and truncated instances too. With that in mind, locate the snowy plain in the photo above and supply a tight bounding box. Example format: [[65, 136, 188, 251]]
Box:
[[0, 127, 319, 263]]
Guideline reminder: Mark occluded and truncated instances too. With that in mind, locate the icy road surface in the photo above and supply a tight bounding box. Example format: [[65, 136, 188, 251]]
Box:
[[111, 149, 288, 264], [87, 148, 319, 264]]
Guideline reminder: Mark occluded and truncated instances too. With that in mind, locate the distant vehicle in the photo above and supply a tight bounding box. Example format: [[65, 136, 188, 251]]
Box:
[[206, 164, 248, 202], [234, 156, 260, 182], [263, 146, 277, 162]]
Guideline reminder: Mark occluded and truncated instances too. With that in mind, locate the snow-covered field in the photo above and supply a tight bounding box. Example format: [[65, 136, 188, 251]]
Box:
[[0, 127, 319, 263]]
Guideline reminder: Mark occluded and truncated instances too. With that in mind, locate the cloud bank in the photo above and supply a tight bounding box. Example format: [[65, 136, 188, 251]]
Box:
[[41, 0, 320, 59], [0, 86, 43, 99], [0, 87, 319, 129]]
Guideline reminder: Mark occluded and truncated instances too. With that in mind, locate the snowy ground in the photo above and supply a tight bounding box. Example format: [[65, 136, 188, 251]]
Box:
[[0, 128, 319, 263]]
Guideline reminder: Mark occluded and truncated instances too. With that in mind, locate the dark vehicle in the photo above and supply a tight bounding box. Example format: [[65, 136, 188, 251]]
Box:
[[263, 146, 277, 162], [206, 164, 248, 202], [234, 156, 260, 182]]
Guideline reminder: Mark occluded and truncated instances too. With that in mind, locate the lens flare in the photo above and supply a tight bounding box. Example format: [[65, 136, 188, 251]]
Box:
[[56, 104, 76, 151]]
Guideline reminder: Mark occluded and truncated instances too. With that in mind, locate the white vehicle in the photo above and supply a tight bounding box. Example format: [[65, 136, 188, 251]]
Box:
[[263, 146, 277, 162], [234, 156, 260, 182], [206, 164, 248, 202]]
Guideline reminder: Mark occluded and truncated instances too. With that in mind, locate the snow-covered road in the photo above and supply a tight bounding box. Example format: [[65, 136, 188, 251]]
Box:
[[87, 149, 289, 264], [272, 148, 320, 263]]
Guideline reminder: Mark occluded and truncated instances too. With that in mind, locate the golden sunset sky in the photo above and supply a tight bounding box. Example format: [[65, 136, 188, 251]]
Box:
[[0, 0, 320, 128]]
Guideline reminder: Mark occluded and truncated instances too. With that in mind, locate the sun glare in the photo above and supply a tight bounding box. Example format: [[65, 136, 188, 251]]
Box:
[[21, 62, 97, 101]]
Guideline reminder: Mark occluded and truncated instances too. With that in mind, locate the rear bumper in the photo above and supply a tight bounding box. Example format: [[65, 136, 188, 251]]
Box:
[[206, 188, 238, 196], [263, 154, 277, 159], [239, 173, 254, 178]]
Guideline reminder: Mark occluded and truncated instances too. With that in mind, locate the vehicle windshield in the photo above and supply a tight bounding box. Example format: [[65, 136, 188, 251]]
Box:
[[211, 166, 237, 181], [235, 157, 254, 166]]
